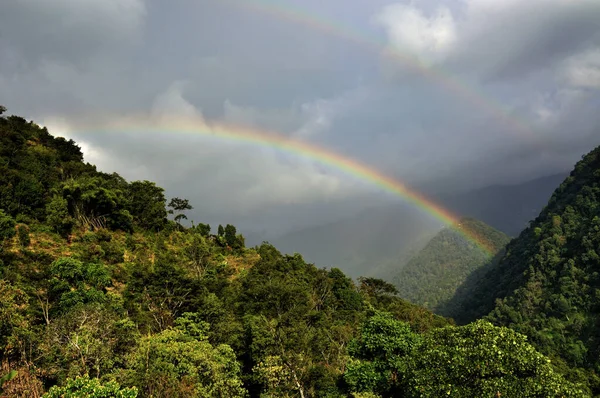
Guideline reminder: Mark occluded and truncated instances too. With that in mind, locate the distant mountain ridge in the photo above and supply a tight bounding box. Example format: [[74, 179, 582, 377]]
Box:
[[393, 218, 510, 318], [438, 172, 570, 236]]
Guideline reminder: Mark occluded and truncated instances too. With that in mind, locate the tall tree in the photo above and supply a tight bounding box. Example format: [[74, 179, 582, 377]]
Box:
[[167, 197, 193, 225], [127, 181, 168, 231]]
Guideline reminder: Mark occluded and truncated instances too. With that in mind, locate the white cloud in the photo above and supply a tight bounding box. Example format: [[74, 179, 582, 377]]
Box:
[[562, 48, 600, 89], [152, 81, 203, 119], [373, 4, 457, 65]]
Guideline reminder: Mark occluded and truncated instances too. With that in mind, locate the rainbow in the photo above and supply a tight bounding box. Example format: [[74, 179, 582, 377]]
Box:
[[222, 0, 542, 147], [72, 114, 498, 256]]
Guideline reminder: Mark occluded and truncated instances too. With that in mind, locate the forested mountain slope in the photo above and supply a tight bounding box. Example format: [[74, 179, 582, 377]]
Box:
[[0, 107, 589, 397], [393, 218, 510, 317], [454, 145, 600, 392]]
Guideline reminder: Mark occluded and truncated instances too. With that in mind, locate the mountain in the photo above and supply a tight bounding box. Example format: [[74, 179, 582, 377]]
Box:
[[393, 217, 510, 318], [270, 203, 443, 279], [438, 172, 570, 236], [453, 145, 600, 392]]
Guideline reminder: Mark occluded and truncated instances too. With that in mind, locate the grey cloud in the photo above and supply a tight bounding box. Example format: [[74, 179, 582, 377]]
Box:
[[448, 0, 600, 82], [0, 0, 145, 66], [1, 0, 600, 237]]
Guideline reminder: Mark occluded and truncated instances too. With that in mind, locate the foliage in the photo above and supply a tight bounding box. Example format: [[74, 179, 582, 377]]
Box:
[[344, 312, 421, 395], [48, 257, 111, 314], [345, 315, 587, 397], [168, 197, 193, 225], [120, 316, 247, 397], [46, 195, 74, 236], [42, 374, 138, 398], [393, 218, 509, 318], [127, 180, 168, 231]]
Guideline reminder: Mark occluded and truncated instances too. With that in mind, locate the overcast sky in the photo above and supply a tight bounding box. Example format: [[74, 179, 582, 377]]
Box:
[[1, 0, 599, 236]]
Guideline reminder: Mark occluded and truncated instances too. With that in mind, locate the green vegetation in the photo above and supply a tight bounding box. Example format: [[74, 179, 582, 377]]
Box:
[[393, 218, 510, 318], [344, 313, 585, 397], [0, 107, 595, 396], [455, 145, 600, 394]]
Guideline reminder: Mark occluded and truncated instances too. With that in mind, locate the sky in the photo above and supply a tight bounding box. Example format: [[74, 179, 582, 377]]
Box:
[[1, 0, 599, 237]]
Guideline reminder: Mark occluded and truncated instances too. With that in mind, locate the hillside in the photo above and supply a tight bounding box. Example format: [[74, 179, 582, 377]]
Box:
[[393, 218, 510, 318], [454, 145, 600, 392], [0, 107, 589, 397]]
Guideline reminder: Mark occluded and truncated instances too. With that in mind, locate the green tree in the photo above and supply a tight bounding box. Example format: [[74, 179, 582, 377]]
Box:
[[48, 257, 111, 314], [46, 195, 74, 236], [196, 223, 211, 237], [184, 234, 212, 279], [39, 304, 138, 383], [122, 318, 247, 397], [168, 197, 193, 225], [344, 315, 587, 397], [43, 374, 138, 398], [127, 180, 168, 231], [405, 320, 587, 397], [344, 312, 421, 396]]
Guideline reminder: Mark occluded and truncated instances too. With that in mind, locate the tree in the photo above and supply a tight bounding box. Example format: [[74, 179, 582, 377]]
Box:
[[59, 176, 133, 232], [344, 311, 421, 396], [184, 234, 212, 279], [196, 222, 211, 237], [43, 375, 138, 398], [0, 281, 29, 358], [39, 304, 138, 383], [405, 320, 587, 397], [46, 195, 73, 236], [48, 257, 111, 314], [127, 180, 168, 231], [16, 224, 30, 247], [224, 224, 239, 248], [167, 197, 193, 225], [344, 315, 587, 397], [122, 317, 247, 397], [358, 277, 399, 298]]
